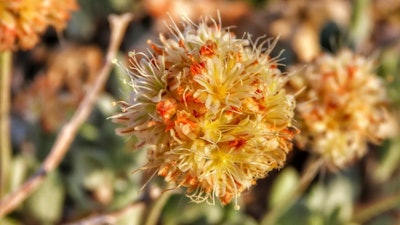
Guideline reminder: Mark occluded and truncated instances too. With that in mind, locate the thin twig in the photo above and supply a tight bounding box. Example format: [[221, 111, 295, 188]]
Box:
[[62, 186, 175, 225], [352, 190, 400, 224], [0, 13, 133, 218], [0, 51, 12, 199], [63, 202, 146, 225]]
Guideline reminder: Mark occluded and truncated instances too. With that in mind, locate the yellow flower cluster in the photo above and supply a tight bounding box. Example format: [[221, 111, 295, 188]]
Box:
[[289, 50, 397, 169], [0, 0, 77, 51], [112, 16, 297, 208]]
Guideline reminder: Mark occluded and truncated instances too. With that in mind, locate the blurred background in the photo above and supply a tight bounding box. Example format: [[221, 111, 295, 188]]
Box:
[[1, 0, 400, 224]]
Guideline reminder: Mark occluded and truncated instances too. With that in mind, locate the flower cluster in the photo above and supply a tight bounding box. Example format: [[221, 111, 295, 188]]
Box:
[[112, 16, 297, 208], [13, 45, 102, 132], [0, 0, 77, 51], [289, 49, 397, 169]]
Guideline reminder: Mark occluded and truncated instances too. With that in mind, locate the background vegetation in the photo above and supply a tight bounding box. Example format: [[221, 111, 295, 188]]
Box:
[[1, 0, 400, 224]]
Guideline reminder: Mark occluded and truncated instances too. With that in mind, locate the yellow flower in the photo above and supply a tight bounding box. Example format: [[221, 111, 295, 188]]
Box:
[[0, 0, 77, 51], [289, 49, 397, 169], [112, 16, 297, 209]]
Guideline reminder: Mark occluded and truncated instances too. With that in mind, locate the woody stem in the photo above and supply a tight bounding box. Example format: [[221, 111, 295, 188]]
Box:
[[0, 51, 12, 199]]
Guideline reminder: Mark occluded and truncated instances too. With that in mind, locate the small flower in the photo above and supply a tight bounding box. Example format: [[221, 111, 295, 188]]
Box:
[[289, 49, 397, 169], [0, 0, 77, 51], [111, 15, 297, 208]]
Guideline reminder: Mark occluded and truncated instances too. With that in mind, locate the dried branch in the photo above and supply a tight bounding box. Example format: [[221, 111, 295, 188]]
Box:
[[352, 189, 400, 224], [63, 202, 146, 225], [0, 13, 133, 217], [63, 187, 175, 225]]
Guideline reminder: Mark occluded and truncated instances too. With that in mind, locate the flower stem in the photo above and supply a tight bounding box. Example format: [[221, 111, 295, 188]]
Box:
[[0, 51, 12, 199], [352, 190, 400, 223], [143, 190, 172, 225], [350, 0, 372, 49], [261, 157, 323, 225]]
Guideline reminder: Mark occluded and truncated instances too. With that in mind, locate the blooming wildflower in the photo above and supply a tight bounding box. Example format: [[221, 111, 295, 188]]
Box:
[[288, 49, 397, 169], [111, 16, 297, 209], [0, 0, 77, 51]]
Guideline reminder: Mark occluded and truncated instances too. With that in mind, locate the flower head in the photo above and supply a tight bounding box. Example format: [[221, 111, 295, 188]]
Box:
[[13, 45, 102, 132], [112, 15, 297, 208], [289, 49, 397, 169], [0, 0, 77, 51]]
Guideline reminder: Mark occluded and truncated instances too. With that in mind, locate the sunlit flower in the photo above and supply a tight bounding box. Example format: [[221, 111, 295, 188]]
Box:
[[111, 15, 297, 209], [289, 49, 397, 169], [0, 0, 77, 51]]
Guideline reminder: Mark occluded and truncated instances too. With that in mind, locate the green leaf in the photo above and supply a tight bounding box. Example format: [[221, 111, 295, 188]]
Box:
[[349, 0, 372, 48], [373, 138, 400, 183], [110, 172, 142, 209], [24, 171, 65, 224], [268, 167, 300, 208], [67, 148, 112, 209], [162, 194, 224, 225], [0, 217, 22, 225], [306, 173, 358, 225], [79, 123, 100, 141], [114, 203, 145, 225], [9, 155, 32, 191], [275, 202, 311, 225]]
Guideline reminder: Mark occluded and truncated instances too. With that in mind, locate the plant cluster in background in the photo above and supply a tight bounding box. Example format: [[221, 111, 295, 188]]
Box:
[[0, 0, 77, 51], [0, 0, 400, 225], [288, 49, 397, 169]]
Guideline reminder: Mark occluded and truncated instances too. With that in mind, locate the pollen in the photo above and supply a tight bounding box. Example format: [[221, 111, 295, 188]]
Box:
[[156, 98, 177, 122]]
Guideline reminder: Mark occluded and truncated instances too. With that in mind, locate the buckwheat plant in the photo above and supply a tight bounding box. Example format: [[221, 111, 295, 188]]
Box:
[[289, 49, 397, 169], [111, 16, 297, 209]]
